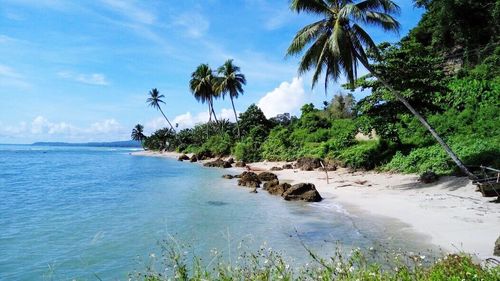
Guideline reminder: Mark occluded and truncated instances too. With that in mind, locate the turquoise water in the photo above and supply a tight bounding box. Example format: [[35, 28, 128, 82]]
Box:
[[0, 145, 435, 280]]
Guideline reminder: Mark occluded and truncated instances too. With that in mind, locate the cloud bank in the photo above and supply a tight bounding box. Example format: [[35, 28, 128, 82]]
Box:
[[257, 77, 306, 118]]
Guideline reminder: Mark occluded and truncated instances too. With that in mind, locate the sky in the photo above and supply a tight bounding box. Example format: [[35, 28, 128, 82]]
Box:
[[0, 0, 424, 143]]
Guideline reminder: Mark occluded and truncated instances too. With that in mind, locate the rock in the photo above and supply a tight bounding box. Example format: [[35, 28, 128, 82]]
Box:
[[495, 236, 500, 256], [178, 154, 189, 161], [226, 157, 235, 164], [264, 181, 291, 196], [294, 157, 322, 171], [222, 174, 234, 179], [237, 171, 261, 188], [249, 188, 258, 194], [196, 150, 213, 161], [318, 160, 338, 171], [419, 171, 439, 183], [258, 172, 278, 182], [189, 155, 198, 162], [204, 158, 232, 168], [270, 166, 283, 171], [282, 164, 294, 169], [263, 179, 279, 189], [282, 183, 322, 202], [235, 161, 246, 167]]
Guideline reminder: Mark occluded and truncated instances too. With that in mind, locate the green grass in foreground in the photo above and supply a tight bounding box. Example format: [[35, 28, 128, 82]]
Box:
[[130, 242, 500, 281]]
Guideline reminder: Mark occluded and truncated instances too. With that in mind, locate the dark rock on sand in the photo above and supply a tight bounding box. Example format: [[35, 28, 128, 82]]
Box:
[[226, 157, 234, 164], [190, 155, 198, 162], [235, 161, 246, 167], [282, 183, 322, 202], [282, 164, 294, 169], [237, 171, 261, 188], [196, 150, 213, 160], [494, 236, 500, 256], [178, 154, 189, 161], [222, 174, 234, 179], [419, 171, 439, 184], [294, 157, 322, 171], [204, 159, 232, 168], [318, 160, 338, 171], [258, 172, 278, 182], [264, 181, 291, 196], [270, 166, 283, 171]]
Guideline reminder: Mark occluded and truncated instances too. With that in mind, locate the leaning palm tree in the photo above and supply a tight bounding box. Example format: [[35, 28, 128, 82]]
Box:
[[146, 88, 175, 132], [189, 64, 220, 128], [131, 124, 146, 142], [217, 59, 246, 138], [287, 0, 474, 178]]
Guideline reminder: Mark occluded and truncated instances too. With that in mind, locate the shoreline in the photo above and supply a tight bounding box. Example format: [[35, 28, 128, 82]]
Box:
[[131, 150, 500, 260]]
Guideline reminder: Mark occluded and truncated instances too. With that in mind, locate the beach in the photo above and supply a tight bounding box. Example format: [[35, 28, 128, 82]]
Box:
[[132, 150, 500, 260]]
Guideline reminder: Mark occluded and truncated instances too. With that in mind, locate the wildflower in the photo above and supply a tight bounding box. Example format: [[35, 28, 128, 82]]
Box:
[[420, 255, 426, 260], [349, 266, 354, 272]]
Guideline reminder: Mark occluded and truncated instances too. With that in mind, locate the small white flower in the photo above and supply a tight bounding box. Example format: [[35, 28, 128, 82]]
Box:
[[420, 255, 426, 260], [349, 266, 354, 272]]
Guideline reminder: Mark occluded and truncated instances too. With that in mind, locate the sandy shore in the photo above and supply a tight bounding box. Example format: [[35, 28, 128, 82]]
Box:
[[131, 150, 500, 260]]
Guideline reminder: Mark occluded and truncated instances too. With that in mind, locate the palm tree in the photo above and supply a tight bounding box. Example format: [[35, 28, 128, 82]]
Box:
[[189, 64, 220, 130], [287, 0, 474, 178], [131, 124, 146, 142], [217, 59, 247, 138], [146, 88, 175, 132]]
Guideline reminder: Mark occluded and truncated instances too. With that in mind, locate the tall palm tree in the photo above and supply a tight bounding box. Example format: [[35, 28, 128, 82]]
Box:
[[131, 124, 146, 142], [189, 64, 220, 129], [146, 88, 175, 132], [217, 59, 247, 138], [287, 0, 474, 178]]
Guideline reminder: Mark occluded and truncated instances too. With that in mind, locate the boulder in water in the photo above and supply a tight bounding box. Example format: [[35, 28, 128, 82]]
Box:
[[237, 171, 261, 188], [189, 155, 198, 162], [222, 174, 234, 179], [178, 154, 189, 161], [264, 181, 291, 196], [282, 183, 322, 202]]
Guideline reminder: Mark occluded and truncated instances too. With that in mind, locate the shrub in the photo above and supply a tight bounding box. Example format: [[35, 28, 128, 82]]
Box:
[[201, 133, 233, 156], [336, 140, 393, 170]]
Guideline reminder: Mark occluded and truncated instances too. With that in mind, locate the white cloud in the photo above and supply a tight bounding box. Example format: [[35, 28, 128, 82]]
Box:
[[145, 108, 237, 132], [257, 77, 307, 118], [57, 71, 109, 86], [89, 119, 121, 134], [101, 0, 156, 25], [173, 11, 210, 38], [0, 64, 31, 89]]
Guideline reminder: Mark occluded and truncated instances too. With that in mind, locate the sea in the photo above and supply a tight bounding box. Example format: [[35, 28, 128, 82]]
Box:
[[0, 145, 437, 280]]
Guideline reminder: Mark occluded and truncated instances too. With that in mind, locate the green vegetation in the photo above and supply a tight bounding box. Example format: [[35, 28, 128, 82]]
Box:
[[130, 242, 500, 281], [133, 0, 499, 177]]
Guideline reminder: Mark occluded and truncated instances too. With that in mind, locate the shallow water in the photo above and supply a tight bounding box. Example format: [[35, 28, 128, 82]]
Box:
[[0, 145, 437, 280]]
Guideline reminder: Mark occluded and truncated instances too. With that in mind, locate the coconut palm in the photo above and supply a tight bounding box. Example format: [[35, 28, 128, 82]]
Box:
[[131, 124, 145, 142], [287, 0, 474, 178], [217, 59, 246, 138], [189, 64, 220, 128], [146, 88, 175, 132]]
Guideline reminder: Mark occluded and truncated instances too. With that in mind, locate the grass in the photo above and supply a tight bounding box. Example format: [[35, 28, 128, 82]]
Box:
[[129, 239, 500, 281]]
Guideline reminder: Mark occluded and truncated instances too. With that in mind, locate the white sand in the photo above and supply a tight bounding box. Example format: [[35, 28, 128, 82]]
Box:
[[131, 151, 500, 260]]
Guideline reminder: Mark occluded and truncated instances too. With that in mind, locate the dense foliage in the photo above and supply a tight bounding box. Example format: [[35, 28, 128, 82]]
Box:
[[136, 0, 499, 176]]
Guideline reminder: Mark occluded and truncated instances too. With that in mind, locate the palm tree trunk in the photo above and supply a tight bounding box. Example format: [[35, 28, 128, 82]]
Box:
[[158, 107, 176, 132], [230, 96, 241, 138], [359, 59, 476, 179], [210, 98, 219, 123]]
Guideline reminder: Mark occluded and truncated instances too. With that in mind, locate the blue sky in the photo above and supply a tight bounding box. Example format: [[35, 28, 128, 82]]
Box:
[[0, 0, 424, 143]]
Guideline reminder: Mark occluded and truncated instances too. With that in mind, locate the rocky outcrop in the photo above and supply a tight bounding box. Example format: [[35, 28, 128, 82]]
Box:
[[282, 164, 294, 169], [263, 181, 291, 196], [419, 171, 439, 184], [222, 174, 234, 179], [270, 166, 283, 171], [282, 183, 322, 202], [196, 150, 213, 161], [319, 160, 338, 171], [237, 172, 261, 188], [294, 157, 322, 171], [258, 172, 278, 182], [226, 158, 234, 164], [494, 236, 500, 256], [189, 155, 198, 162], [204, 159, 232, 168], [235, 161, 246, 167], [178, 154, 189, 161]]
